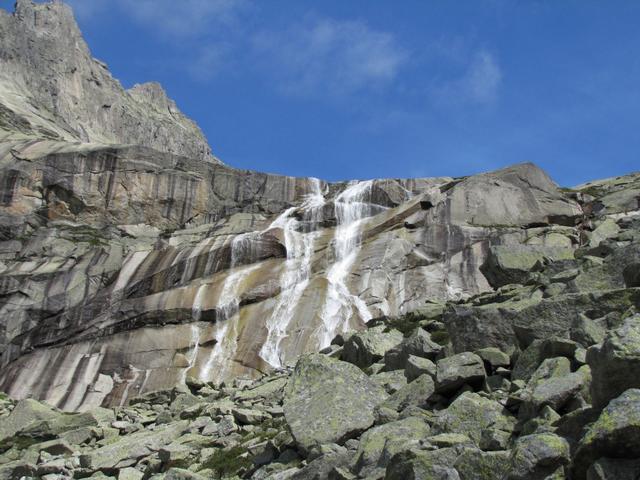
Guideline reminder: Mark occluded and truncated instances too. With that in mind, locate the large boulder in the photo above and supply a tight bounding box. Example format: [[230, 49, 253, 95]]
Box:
[[572, 389, 640, 480], [381, 374, 435, 412], [445, 288, 640, 356], [385, 449, 461, 480], [355, 417, 431, 476], [453, 448, 510, 480], [0, 399, 61, 443], [435, 352, 486, 394], [587, 315, 640, 409], [432, 392, 515, 446], [283, 354, 388, 452], [0, 398, 113, 449], [506, 433, 570, 480], [383, 328, 443, 371], [431, 163, 581, 227], [520, 365, 591, 420], [586, 458, 640, 480], [342, 326, 404, 369], [481, 245, 574, 288]]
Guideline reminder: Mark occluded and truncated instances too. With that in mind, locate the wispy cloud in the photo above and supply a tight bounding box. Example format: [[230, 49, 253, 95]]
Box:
[[187, 44, 231, 82], [462, 50, 502, 103], [67, 0, 247, 38], [430, 48, 502, 106], [123, 0, 247, 37], [66, 2, 407, 95], [253, 16, 408, 97]]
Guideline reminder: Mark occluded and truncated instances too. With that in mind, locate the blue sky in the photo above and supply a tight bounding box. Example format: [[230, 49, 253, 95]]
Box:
[[3, 1, 640, 185]]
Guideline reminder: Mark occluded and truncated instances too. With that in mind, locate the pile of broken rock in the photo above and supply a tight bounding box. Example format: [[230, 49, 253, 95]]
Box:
[[1, 312, 640, 479]]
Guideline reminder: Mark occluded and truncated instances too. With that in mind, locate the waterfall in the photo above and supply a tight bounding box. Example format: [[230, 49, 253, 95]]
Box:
[[191, 283, 208, 322], [259, 179, 326, 368], [181, 323, 201, 384], [319, 180, 375, 347], [198, 232, 261, 383]]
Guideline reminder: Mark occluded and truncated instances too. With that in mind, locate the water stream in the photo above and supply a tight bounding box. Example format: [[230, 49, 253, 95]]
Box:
[[198, 233, 261, 383], [319, 180, 375, 347], [259, 179, 326, 368]]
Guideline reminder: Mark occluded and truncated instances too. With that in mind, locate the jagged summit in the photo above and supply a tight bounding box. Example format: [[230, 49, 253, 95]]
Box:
[[0, 0, 216, 162]]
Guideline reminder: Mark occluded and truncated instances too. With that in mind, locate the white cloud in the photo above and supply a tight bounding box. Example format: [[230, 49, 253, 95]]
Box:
[[187, 44, 231, 81], [253, 17, 408, 97], [123, 0, 247, 37], [462, 50, 502, 103], [67, 0, 247, 37], [430, 49, 502, 106]]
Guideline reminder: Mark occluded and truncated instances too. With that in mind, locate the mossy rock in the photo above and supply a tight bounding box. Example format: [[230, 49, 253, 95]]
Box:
[[283, 354, 388, 453]]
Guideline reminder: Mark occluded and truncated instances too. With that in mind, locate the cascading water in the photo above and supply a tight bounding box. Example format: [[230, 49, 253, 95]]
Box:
[[319, 180, 376, 347], [259, 179, 326, 368], [198, 233, 260, 383], [181, 323, 201, 383]]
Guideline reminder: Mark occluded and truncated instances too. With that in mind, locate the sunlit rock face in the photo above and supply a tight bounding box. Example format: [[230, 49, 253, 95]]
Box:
[[0, 140, 582, 410], [0, 0, 215, 162], [0, 1, 586, 411]]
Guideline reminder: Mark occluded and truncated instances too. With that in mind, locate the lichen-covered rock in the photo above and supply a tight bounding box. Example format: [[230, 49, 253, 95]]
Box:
[[435, 352, 486, 394], [0, 399, 61, 442], [586, 457, 640, 480], [290, 444, 352, 480], [371, 370, 408, 394], [475, 347, 511, 370], [572, 389, 640, 480], [342, 326, 404, 369], [385, 449, 461, 480], [405, 355, 436, 382], [520, 365, 591, 420], [587, 315, 640, 409], [355, 417, 430, 475], [283, 354, 388, 452], [381, 374, 435, 412], [481, 245, 575, 288], [513, 341, 574, 383], [383, 328, 443, 371], [571, 314, 606, 347], [453, 448, 510, 480], [506, 433, 570, 480], [78, 421, 188, 470], [432, 392, 515, 446]]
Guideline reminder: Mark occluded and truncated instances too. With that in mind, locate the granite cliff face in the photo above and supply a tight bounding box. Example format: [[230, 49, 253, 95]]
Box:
[[0, 0, 214, 162], [1, 2, 640, 479]]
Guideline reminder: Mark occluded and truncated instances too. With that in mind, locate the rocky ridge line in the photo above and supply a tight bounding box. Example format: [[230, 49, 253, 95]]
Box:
[[0, 0, 216, 162]]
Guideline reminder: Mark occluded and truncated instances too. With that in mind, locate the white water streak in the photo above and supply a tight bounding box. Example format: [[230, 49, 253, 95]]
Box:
[[319, 180, 375, 347], [259, 179, 325, 368], [199, 263, 261, 382], [181, 323, 201, 384]]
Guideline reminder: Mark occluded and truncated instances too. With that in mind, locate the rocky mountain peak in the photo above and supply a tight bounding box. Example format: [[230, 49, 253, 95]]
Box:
[[0, 0, 216, 162]]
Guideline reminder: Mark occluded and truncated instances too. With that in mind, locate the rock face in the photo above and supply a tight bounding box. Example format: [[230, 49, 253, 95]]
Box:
[[587, 315, 640, 409], [0, 0, 214, 162]]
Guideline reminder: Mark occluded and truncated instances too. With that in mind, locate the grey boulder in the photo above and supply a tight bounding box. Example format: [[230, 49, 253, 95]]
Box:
[[283, 354, 388, 453]]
